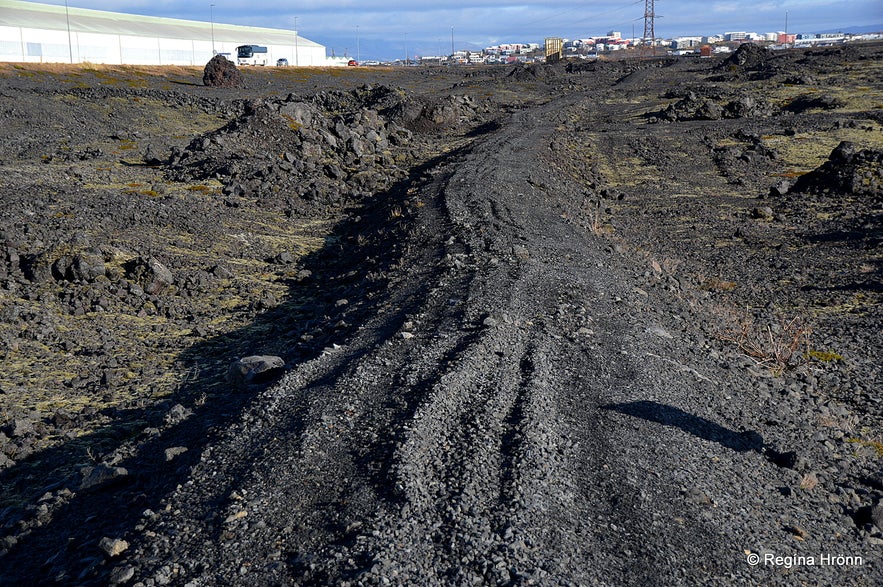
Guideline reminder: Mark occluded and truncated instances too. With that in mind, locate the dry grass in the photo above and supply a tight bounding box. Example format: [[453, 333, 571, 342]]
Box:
[[846, 436, 883, 457], [0, 62, 205, 92], [718, 312, 812, 375], [699, 277, 738, 292], [588, 200, 604, 235], [799, 472, 818, 490], [586, 200, 615, 236]]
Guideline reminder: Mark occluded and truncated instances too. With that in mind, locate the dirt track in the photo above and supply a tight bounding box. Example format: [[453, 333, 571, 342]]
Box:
[[0, 46, 882, 585]]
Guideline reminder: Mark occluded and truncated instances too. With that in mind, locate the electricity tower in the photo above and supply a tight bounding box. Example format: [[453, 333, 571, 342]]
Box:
[[641, 0, 656, 56]]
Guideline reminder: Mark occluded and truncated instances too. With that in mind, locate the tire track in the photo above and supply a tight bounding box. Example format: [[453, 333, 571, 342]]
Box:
[[119, 92, 740, 586]]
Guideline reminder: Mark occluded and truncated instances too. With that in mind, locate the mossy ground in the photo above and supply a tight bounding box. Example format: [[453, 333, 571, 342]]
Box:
[[551, 50, 882, 388]]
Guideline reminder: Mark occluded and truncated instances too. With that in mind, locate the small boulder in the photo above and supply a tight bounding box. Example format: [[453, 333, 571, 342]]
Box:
[[769, 180, 791, 197], [210, 263, 234, 280], [8, 418, 35, 438], [20, 252, 53, 282], [80, 464, 129, 491], [203, 54, 242, 88], [830, 140, 857, 162], [99, 536, 129, 558], [164, 446, 188, 462], [751, 206, 775, 221], [109, 566, 135, 585], [126, 257, 174, 295], [164, 403, 192, 426], [872, 500, 883, 532], [142, 144, 165, 166], [695, 100, 724, 121], [227, 355, 285, 386], [69, 248, 106, 282]]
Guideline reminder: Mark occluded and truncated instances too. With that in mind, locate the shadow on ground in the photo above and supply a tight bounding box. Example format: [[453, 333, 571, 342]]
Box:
[[603, 400, 810, 470], [603, 400, 765, 453]]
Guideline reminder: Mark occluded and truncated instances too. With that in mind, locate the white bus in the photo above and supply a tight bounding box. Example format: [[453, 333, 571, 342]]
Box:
[[236, 45, 269, 66]]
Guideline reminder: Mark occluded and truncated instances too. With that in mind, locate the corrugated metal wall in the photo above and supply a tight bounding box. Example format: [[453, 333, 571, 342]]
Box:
[[0, 1, 328, 66]]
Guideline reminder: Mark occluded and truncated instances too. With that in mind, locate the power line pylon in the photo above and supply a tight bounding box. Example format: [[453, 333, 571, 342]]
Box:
[[641, 0, 656, 57]]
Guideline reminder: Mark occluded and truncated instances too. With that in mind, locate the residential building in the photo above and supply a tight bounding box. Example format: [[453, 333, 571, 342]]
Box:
[[672, 36, 703, 49]]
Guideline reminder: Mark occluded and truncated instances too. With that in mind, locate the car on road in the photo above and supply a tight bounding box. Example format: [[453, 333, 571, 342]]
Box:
[[276, 58, 288, 66], [347, 59, 358, 66]]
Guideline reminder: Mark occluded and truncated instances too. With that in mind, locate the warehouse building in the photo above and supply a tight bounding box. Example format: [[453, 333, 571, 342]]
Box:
[[0, 0, 329, 66]]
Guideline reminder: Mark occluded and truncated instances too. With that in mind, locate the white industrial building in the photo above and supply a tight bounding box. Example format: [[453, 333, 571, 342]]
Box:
[[0, 0, 331, 66]]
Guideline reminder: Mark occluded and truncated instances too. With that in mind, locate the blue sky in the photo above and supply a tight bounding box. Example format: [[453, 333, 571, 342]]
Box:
[[30, 1, 883, 61]]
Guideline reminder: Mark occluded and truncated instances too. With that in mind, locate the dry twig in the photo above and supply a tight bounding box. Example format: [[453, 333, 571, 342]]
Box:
[[719, 313, 812, 374]]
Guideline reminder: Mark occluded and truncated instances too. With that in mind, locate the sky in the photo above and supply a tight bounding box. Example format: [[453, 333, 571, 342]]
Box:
[[28, 1, 883, 61]]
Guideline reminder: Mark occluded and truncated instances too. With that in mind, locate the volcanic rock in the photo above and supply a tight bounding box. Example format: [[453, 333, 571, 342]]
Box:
[[203, 54, 242, 88], [790, 141, 883, 197], [227, 355, 285, 386], [125, 257, 175, 295], [720, 42, 771, 71]]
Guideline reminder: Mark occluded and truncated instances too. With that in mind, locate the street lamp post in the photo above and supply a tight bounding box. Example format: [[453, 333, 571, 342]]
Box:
[[64, 0, 73, 63], [356, 25, 360, 63], [294, 16, 299, 66], [210, 4, 215, 54]]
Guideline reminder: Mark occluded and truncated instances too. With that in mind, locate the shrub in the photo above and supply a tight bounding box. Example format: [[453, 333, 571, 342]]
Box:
[[719, 313, 812, 375]]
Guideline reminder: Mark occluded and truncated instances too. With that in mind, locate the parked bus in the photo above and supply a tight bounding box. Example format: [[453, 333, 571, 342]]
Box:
[[236, 45, 269, 66]]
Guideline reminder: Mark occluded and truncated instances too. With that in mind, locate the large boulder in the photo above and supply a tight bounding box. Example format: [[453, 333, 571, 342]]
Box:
[[784, 93, 845, 113], [203, 55, 242, 88], [789, 141, 883, 197], [386, 94, 477, 133], [20, 251, 53, 282], [52, 248, 106, 282], [658, 92, 723, 122], [720, 43, 771, 71]]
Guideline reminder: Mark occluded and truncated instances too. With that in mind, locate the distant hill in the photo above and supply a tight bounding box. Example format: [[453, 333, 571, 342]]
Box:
[[816, 24, 883, 34]]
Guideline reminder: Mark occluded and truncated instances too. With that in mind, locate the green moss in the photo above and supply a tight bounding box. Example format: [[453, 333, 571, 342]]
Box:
[[807, 349, 844, 363], [846, 437, 883, 456]]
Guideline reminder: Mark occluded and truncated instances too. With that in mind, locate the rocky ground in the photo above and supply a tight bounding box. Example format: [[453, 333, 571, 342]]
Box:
[[0, 44, 881, 585]]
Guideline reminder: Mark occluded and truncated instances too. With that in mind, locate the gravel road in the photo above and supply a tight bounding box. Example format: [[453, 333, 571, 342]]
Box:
[[114, 94, 880, 585]]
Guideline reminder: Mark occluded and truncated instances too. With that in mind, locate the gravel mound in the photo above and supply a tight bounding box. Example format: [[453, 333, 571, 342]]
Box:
[[166, 85, 417, 214]]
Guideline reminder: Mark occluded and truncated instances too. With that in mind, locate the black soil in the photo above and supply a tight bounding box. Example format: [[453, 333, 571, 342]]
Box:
[[0, 45, 881, 586]]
